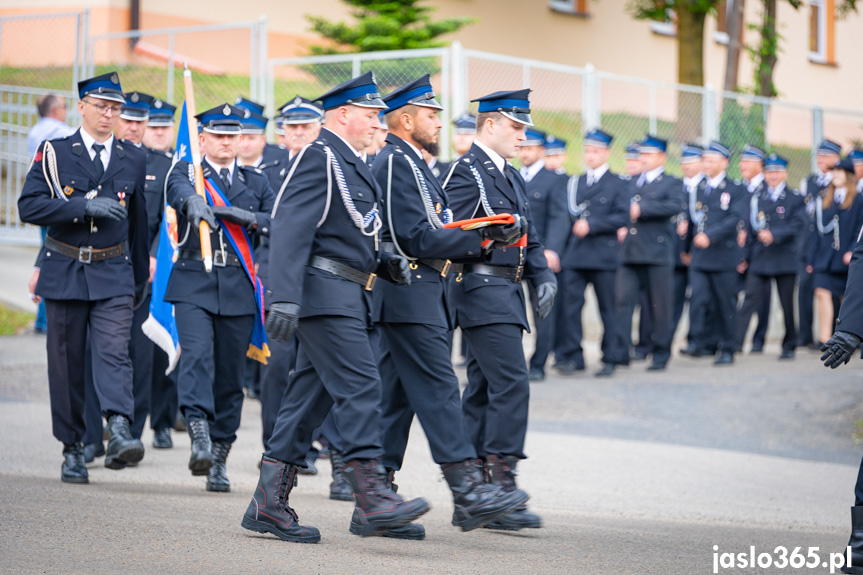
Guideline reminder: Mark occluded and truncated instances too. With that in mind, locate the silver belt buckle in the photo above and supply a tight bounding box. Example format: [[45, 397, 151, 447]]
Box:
[[213, 250, 227, 267], [78, 246, 93, 264]]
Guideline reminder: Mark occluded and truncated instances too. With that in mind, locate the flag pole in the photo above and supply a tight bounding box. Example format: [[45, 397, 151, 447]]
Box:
[[183, 63, 213, 273]]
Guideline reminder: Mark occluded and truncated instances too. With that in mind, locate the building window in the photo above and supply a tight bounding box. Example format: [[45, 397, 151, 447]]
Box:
[[809, 0, 836, 64], [650, 8, 677, 37], [549, 0, 589, 16]]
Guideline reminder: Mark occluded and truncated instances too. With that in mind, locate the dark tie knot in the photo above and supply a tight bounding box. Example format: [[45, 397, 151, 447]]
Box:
[[92, 143, 105, 154]]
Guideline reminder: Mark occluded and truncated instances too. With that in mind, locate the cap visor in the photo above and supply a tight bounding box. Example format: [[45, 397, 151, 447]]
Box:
[[348, 98, 388, 110], [147, 119, 175, 127], [86, 92, 126, 104], [202, 125, 242, 134], [501, 111, 533, 126]]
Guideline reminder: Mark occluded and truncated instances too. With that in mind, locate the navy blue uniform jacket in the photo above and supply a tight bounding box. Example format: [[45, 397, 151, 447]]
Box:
[[744, 186, 807, 276], [144, 147, 173, 256], [688, 176, 748, 272], [561, 170, 629, 271], [268, 128, 383, 325], [444, 143, 556, 330], [164, 158, 274, 316], [371, 133, 485, 329], [809, 194, 863, 274], [525, 167, 570, 256], [18, 129, 149, 300], [619, 171, 686, 267]]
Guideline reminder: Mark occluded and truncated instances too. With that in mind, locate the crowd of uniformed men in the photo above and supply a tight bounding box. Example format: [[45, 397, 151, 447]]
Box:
[[18, 69, 863, 546]]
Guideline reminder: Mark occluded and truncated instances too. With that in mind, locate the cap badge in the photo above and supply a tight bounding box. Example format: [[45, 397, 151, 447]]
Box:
[[244, 109, 251, 119], [294, 96, 302, 105], [154, 99, 162, 108], [110, 73, 119, 85], [130, 92, 139, 103], [223, 105, 231, 116]]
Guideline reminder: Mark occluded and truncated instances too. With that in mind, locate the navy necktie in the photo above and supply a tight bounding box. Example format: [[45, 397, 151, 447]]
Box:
[[220, 167, 231, 192], [92, 143, 105, 180]]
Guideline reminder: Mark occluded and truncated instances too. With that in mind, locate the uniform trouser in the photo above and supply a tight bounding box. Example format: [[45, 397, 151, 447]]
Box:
[[260, 335, 298, 451], [737, 273, 797, 352], [45, 296, 134, 445], [798, 263, 815, 345], [689, 270, 738, 352], [739, 270, 772, 346], [174, 302, 254, 444], [635, 289, 653, 355], [266, 316, 383, 466], [527, 281, 559, 371], [378, 322, 476, 471], [671, 266, 689, 339], [556, 268, 617, 365], [128, 291, 154, 438], [854, 453, 863, 506], [613, 264, 674, 365], [461, 323, 529, 459], [149, 346, 178, 431]]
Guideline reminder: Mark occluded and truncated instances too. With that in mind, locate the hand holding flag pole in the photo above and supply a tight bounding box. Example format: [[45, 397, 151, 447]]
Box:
[[183, 63, 213, 273]]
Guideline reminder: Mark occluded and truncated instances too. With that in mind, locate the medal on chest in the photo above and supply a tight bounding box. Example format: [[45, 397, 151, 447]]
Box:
[[720, 192, 730, 211]]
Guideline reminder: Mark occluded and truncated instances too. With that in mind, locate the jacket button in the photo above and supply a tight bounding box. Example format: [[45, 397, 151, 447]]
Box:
[[630, 228, 637, 235], [484, 278, 489, 282], [657, 236, 664, 242], [416, 275, 422, 279], [46, 252, 51, 257]]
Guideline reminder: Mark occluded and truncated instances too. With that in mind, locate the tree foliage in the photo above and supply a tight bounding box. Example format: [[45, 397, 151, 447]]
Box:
[[307, 0, 476, 54]]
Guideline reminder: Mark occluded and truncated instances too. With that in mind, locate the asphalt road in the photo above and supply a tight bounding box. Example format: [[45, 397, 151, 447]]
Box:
[[2, 328, 862, 574]]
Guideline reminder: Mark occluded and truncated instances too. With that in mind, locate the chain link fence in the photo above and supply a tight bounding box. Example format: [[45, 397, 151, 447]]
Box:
[[3, 33, 863, 245], [0, 11, 88, 92], [86, 19, 267, 112]]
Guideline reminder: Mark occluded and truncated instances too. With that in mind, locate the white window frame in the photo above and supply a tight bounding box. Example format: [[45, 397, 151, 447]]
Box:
[[650, 9, 677, 37], [549, 0, 587, 16], [809, 0, 828, 64]]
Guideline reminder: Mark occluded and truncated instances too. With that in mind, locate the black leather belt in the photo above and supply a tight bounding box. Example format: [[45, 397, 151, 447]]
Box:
[[380, 242, 451, 277], [178, 249, 242, 268], [309, 255, 377, 291], [45, 236, 126, 264], [462, 263, 524, 282]]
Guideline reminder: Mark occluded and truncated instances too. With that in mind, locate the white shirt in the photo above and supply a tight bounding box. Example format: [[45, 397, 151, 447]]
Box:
[[521, 159, 545, 183], [79, 127, 113, 170], [817, 171, 833, 187], [638, 165, 664, 187], [707, 171, 727, 191], [835, 187, 847, 206], [206, 158, 235, 186], [403, 139, 423, 161], [768, 182, 786, 202], [683, 173, 704, 193], [475, 139, 506, 172], [586, 163, 609, 186], [746, 172, 764, 193]]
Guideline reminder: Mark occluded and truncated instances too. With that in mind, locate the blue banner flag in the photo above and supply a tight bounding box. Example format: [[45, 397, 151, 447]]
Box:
[[141, 101, 192, 374]]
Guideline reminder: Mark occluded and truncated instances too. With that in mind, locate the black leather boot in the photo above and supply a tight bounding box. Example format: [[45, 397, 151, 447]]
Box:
[[241, 456, 320, 543], [187, 418, 213, 476], [83, 441, 105, 463], [484, 455, 542, 531], [104, 414, 145, 470], [443, 459, 529, 531], [349, 468, 426, 540], [343, 459, 430, 537], [61, 443, 88, 484], [206, 441, 231, 492], [842, 506, 863, 574], [329, 450, 354, 501], [153, 427, 172, 449]]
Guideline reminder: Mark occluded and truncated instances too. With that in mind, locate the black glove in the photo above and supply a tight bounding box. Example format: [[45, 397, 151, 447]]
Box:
[[479, 216, 526, 245], [84, 196, 127, 221], [535, 281, 557, 320], [212, 205, 256, 230], [821, 330, 861, 369], [185, 195, 218, 231], [265, 302, 300, 342], [376, 252, 412, 286]]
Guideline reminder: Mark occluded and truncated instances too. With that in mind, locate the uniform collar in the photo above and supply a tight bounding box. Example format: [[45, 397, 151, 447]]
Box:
[[644, 165, 665, 184], [521, 159, 545, 182], [586, 163, 608, 182], [325, 128, 363, 157], [683, 172, 704, 188], [708, 171, 726, 188], [475, 139, 506, 172], [746, 172, 764, 193]]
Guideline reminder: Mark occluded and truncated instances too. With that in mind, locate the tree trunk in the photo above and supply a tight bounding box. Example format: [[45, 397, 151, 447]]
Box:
[[676, 7, 708, 142], [757, 0, 778, 97], [724, 0, 746, 91]]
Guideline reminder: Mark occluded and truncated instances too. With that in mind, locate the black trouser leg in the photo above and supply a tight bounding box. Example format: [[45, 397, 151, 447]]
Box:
[[209, 313, 255, 444], [555, 268, 587, 363], [775, 274, 798, 352], [462, 323, 529, 459]]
